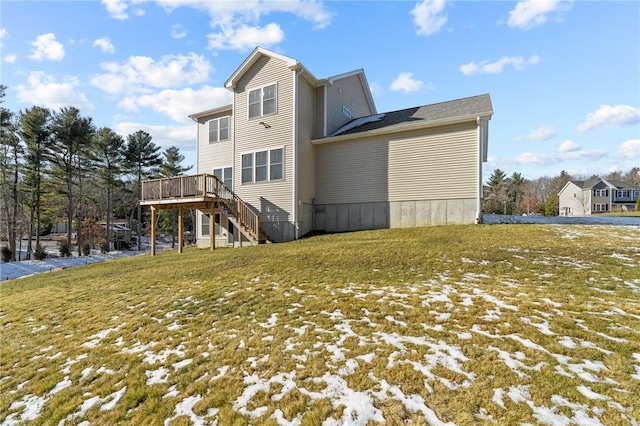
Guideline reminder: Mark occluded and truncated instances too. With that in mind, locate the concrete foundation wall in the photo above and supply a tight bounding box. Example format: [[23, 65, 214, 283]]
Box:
[[261, 221, 296, 243], [196, 236, 232, 249], [314, 198, 477, 233]]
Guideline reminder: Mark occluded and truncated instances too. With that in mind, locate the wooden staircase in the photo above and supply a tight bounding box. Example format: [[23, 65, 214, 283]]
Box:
[[140, 173, 270, 246]]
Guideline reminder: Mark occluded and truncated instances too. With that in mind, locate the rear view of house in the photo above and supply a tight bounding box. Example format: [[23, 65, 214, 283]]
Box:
[[141, 47, 493, 250]]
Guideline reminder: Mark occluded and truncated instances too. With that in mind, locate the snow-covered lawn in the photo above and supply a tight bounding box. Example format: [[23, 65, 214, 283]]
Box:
[[1, 224, 639, 425]]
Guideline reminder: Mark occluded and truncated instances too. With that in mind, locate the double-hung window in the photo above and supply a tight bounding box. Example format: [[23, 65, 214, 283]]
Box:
[[248, 83, 277, 119], [213, 167, 232, 189], [201, 213, 210, 236], [241, 148, 284, 184], [255, 151, 268, 182], [209, 116, 229, 143]]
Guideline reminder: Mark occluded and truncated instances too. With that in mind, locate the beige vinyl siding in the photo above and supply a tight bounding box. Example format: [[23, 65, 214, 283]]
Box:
[[196, 111, 233, 176], [315, 122, 478, 204], [326, 74, 375, 136], [297, 75, 316, 235], [233, 55, 294, 222], [314, 86, 325, 138]]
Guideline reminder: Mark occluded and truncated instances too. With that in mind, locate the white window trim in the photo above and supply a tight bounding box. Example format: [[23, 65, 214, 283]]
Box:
[[247, 82, 278, 120], [201, 213, 211, 237], [213, 166, 233, 189], [239, 146, 285, 185], [208, 116, 230, 143]]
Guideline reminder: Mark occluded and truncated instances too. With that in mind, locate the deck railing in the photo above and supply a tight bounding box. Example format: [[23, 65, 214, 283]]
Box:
[[141, 174, 261, 241]]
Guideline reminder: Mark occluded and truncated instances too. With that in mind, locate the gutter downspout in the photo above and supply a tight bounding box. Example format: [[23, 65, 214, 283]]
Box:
[[292, 68, 299, 240], [476, 116, 483, 224]]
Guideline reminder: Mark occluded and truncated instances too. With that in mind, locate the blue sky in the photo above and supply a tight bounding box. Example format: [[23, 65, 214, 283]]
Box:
[[1, 0, 638, 181]]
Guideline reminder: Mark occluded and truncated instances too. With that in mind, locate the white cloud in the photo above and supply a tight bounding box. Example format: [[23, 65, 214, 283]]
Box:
[[171, 24, 187, 39], [517, 125, 555, 141], [460, 55, 540, 75], [0, 28, 7, 49], [369, 80, 383, 96], [615, 139, 640, 160], [514, 141, 607, 166], [158, 1, 332, 30], [208, 23, 284, 51], [411, 0, 448, 36], [101, 0, 146, 20], [4, 54, 17, 64], [390, 72, 425, 93], [28, 33, 65, 61], [558, 139, 579, 153], [575, 105, 640, 133], [119, 86, 232, 123], [113, 122, 195, 152], [15, 71, 94, 111], [507, 0, 572, 30], [93, 37, 115, 53], [90, 53, 212, 94], [154, 1, 331, 51]]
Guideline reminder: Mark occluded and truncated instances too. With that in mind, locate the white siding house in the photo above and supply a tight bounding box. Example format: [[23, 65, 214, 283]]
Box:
[[164, 46, 493, 247]]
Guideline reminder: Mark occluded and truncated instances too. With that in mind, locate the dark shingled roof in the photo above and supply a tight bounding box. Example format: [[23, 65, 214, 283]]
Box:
[[331, 93, 493, 137], [572, 178, 640, 190]]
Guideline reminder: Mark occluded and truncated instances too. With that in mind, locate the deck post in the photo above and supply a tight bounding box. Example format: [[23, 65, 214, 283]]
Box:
[[210, 204, 215, 251], [151, 207, 157, 256], [178, 207, 184, 254]]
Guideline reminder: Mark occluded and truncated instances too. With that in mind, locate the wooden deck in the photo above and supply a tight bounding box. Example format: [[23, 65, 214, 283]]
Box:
[[140, 174, 268, 254]]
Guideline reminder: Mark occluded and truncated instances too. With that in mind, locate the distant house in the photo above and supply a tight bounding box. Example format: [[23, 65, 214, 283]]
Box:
[[101, 222, 132, 250], [140, 47, 493, 251], [558, 178, 640, 216]]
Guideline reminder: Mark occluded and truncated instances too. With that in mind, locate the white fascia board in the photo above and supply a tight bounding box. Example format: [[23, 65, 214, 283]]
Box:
[[225, 46, 298, 89], [189, 104, 233, 122]]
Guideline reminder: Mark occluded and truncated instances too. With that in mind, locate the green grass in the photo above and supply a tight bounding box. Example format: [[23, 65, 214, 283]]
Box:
[[1, 224, 639, 425], [599, 211, 640, 217]]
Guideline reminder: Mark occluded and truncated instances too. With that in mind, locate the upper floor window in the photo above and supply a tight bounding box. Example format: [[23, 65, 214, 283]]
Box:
[[248, 83, 277, 119], [616, 190, 630, 199], [213, 166, 232, 189], [241, 147, 284, 184], [593, 189, 608, 197], [209, 116, 229, 143]]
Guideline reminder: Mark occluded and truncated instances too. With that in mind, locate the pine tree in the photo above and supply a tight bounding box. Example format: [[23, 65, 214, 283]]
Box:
[[47, 107, 95, 255], [125, 130, 162, 251], [19, 106, 51, 258], [92, 127, 125, 252], [158, 146, 192, 248]]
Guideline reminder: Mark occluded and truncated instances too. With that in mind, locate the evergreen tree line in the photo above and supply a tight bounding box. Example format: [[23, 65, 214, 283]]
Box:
[[0, 85, 191, 262], [483, 167, 640, 216]]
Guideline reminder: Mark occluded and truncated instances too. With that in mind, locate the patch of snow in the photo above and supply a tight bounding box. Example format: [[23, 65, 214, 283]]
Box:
[[49, 376, 72, 395], [100, 387, 127, 411], [209, 366, 229, 382], [173, 359, 193, 370], [492, 388, 506, 409], [258, 313, 278, 329], [576, 385, 609, 400], [146, 367, 169, 385], [370, 376, 454, 426], [356, 353, 375, 363], [5, 394, 47, 422], [164, 395, 208, 426], [385, 315, 407, 327], [558, 336, 577, 349]]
